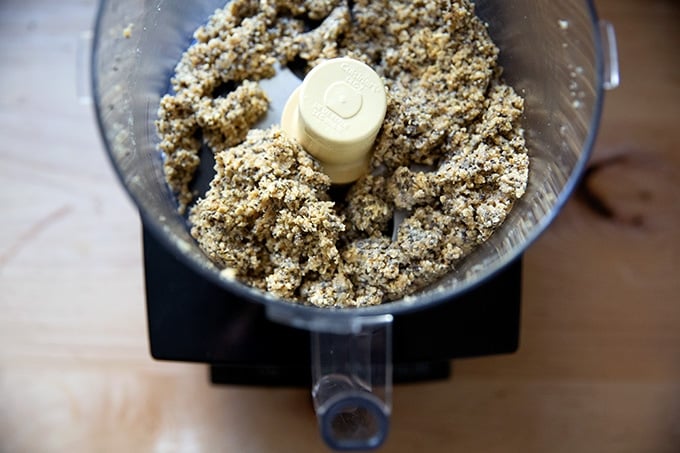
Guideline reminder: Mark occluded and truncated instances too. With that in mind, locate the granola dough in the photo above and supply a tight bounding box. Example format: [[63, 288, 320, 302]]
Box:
[[156, 0, 530, 308]]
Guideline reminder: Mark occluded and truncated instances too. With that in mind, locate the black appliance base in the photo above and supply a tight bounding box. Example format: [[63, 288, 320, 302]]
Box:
[[143, 226, 521, 387]]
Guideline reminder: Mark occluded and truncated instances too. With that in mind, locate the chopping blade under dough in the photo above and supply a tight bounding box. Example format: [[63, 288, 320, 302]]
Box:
[[256, 64, 432, 243], [255, 65, 302, 129]]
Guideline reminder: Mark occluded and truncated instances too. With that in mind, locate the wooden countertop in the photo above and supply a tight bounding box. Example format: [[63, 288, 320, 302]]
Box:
[[1, 0, 678, 451]]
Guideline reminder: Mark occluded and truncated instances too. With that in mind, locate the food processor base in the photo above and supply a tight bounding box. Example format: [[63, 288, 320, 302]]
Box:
[[143, 225, 522, 386]]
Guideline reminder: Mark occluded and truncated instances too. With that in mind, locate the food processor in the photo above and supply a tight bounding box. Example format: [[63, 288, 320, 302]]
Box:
[[92, 0, 619, 450]]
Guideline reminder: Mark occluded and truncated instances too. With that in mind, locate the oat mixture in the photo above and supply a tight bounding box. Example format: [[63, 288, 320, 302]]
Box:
[[156, 0, 529, 307]]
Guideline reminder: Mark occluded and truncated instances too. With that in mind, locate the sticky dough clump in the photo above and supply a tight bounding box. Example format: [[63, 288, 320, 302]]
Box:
[[157, 0, 529, 307]]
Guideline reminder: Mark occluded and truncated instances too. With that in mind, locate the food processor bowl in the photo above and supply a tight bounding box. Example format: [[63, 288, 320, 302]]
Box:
[[92, 0, 619, 449]]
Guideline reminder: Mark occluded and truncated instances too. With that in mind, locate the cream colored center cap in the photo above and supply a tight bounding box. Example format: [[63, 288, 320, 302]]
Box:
[[281, 57, 387, 184], [324, 81, 362, 119]]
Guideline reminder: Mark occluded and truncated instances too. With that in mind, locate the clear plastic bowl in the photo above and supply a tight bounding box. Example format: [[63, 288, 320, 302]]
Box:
[[92, 1, 619, 449]]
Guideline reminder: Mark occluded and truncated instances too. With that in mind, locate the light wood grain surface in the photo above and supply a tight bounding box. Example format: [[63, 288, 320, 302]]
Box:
[[1, 0, 679, 452]]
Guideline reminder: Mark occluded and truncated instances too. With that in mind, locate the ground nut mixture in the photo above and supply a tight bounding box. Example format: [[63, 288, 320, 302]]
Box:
[[156, 0, 529, 308]]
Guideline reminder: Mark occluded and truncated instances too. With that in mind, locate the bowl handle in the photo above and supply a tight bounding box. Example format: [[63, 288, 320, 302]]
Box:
[[311, 315, 393, 450]]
